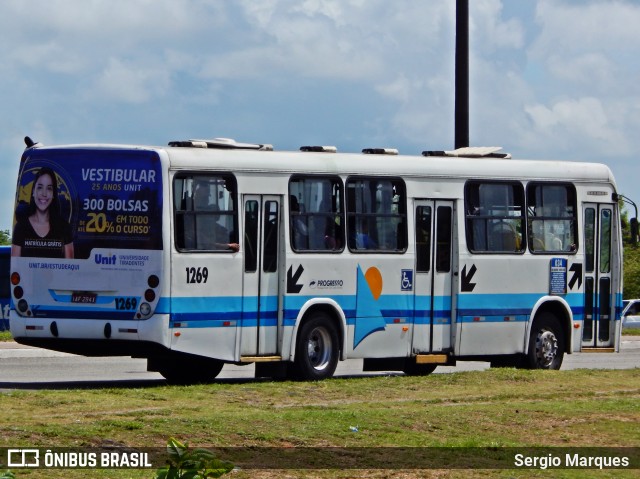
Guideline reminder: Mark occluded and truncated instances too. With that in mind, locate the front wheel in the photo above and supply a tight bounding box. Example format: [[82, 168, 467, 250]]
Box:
[[525, 313, 565, 370], [290, 313, 340, 381], [403, 361, 437, 376]]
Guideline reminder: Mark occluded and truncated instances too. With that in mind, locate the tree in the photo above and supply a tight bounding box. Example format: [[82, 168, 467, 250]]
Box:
[[0, 230, 9, 246]]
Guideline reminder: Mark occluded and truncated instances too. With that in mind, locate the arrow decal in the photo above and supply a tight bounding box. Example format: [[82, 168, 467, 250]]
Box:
[[461, 264, 477, 292], [287, 265, 304, 293], [568, 263, 583, 290]]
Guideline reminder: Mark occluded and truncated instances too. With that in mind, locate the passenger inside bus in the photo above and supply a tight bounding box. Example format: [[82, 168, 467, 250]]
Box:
[[489, 221, 520, 252], [193, 184, 239, 252], [290, 196, 308, 250], [355, 220, 377, 249], [323, 217, 338, 249]]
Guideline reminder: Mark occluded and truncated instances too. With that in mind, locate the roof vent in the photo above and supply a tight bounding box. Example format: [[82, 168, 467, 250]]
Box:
[[300, 145, 337, 153], [422, 146, 511, 159], [169, 138, 273, 151], [362, 148, 398, 155]]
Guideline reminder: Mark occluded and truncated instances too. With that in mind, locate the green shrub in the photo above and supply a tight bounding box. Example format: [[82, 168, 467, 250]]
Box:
[[154, 437, 234, 479], [624, 244, 640, 299]]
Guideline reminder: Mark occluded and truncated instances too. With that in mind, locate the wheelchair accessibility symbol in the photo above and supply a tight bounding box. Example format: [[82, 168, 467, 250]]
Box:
[[401, 269, 413, 291]]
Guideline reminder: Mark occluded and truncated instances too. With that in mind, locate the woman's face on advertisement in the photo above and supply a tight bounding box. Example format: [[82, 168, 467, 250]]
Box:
[[33, 173, 54, 212]]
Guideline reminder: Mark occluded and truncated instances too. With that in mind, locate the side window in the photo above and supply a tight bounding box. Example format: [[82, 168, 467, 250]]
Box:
[[173, 174, 238, 252], [263, 201, 279, 272], [629, 301, 640, 316], [415, 206, 432, 273], [527, 183, 577, 254], [435, 206, 452, 272], [346, 177, 407, 253], [289, 176, 344, 252], [244, 200, 259, 272], [465, 181, 525, 253], [599, 209, 611, 273], [584, 207, 596, 272]]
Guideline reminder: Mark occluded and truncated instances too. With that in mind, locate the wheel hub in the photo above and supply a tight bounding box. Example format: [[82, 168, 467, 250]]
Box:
[[306, 327, 331, 370], [536, 330, 558, 367]]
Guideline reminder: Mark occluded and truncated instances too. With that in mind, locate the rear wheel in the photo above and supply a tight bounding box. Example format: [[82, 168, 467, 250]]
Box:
[[290, 312, 339, 381], [525, 313, 565, 370], [152, 354, 224, 384]]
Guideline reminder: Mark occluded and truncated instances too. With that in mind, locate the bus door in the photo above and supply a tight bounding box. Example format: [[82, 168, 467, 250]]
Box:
[[412, 200, 454, 353], [241, 195, 282, 356], [582, 203, 616, 348]]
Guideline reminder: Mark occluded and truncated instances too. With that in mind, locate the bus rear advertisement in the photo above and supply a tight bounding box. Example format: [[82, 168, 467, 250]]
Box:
[[9, 138, 624, 383], [11, 149, 163, 325]]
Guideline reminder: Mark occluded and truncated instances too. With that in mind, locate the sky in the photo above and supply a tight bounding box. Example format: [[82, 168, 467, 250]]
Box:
[[2, 0, 640, 231]]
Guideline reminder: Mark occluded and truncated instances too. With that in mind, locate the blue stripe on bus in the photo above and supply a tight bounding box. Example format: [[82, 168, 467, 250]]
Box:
[[457, 315, 529, 323], [169, 295, 278, 327], [458, 292, 585, 319], [157, 291, 596, 329], [170, 317, 279, 328]]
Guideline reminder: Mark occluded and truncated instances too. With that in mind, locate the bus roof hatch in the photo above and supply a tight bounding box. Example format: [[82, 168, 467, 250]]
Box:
[[300, 146, 337, 153], [168, 138, 273, 151], [422, 146, 511, 159], [362, 148, 399, 155]]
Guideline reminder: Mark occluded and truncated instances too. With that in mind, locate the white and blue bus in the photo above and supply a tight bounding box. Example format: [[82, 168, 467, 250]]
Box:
[[10, 138, 623, 382]]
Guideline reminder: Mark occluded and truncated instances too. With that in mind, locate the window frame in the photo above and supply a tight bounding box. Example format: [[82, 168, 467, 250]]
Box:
[[173, 172, 238, 253], [526, 182, 578, 255], [345, 176, 408, 254], [464, 180, 526, 254], [288, 175, 345, 253]]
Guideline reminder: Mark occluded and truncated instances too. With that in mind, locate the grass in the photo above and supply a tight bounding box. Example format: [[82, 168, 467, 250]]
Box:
[[0, 368, 638, 478]]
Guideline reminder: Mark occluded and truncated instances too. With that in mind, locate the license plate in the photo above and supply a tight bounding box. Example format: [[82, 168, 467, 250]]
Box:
[[71, 292, 97, 304]]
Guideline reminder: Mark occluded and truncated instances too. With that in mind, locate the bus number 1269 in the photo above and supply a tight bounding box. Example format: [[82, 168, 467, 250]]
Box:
[[186, 267, 208, 284]]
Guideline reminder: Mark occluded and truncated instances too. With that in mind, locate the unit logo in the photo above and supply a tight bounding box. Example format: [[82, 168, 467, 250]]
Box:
[[309, 279, 344, 289], [94, 253, 117, 265]]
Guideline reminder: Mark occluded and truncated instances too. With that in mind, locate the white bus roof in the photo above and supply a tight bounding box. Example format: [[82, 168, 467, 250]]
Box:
[[27, 142, 617, 188]]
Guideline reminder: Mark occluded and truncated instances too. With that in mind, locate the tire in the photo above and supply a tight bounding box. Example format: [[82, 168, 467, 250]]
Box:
[[290, 312, 339, 381], [525, 313, 565, 370], [403, 361, 437, 376], [155, 354, 224, 385]]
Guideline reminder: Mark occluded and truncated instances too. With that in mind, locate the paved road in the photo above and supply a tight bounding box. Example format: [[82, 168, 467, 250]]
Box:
[[0, 337, 638, 389]]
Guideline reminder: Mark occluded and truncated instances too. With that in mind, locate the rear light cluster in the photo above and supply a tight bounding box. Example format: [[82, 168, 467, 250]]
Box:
[[11, 272, 30, 316], [138, 274, 160, 319], [10, 271, 160, 319]]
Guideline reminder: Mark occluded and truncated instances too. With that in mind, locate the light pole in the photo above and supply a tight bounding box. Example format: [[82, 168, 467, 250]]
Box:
[[455, 0, 469, 150]]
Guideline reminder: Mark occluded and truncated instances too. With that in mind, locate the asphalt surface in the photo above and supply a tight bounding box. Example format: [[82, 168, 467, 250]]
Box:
[[0, 336, 638, 389]]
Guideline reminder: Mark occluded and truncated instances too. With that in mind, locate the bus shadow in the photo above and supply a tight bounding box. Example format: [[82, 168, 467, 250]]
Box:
[[0, 372, 407, 390], [0, 379, 169, 390]]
